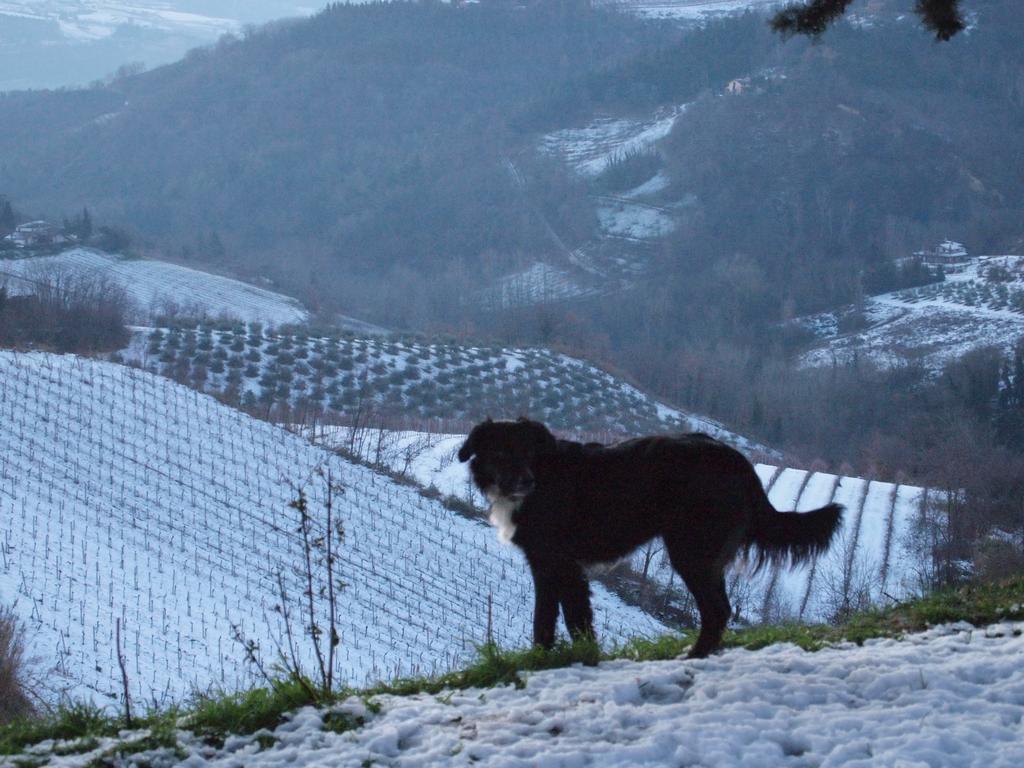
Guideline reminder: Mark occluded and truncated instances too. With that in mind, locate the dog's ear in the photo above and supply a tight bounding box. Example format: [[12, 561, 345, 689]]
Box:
[[458, 423, 483, 462], [530, 421, 557, 454]]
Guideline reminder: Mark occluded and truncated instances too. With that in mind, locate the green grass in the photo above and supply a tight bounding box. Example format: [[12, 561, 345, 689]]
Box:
[[3, 577, 1023, 760], [185, 677, 320, 745], [0, 703, 114, 756]]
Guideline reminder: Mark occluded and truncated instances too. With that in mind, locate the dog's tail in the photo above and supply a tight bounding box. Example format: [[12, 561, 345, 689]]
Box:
[[744, 493, 844, 571]]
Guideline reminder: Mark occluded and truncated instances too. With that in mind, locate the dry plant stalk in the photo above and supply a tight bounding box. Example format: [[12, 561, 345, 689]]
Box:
[[0, 605, 36, 724]]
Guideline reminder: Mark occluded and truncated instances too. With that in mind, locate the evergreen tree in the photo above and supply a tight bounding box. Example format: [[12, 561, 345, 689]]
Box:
[[207, 231, 227, 262], [0, 198, 16, 234], [773, 0, 964, 41], [80, 208, 92, 241]]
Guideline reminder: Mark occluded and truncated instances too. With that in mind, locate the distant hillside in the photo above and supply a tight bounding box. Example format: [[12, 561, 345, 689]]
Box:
[[0, 0, 689, 322], [0, 1, 312, 91], [798, 255, 1024, 375], [0, 350, 664, 704], [602, 1, 1024, 348]]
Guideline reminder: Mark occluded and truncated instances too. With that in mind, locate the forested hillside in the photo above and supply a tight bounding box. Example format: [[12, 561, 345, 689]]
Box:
[[0, 1, 774, 320], [0, 2, 680, 313]]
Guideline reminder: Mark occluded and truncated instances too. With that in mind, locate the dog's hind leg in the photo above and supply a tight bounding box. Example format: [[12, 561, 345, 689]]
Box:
[[668, 547, 731, 658], [558, 562, 594, 643]]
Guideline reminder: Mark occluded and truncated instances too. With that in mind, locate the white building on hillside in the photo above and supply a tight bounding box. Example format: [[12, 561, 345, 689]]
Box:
[[3, 220, 66, 248], [914, 239, 969, 266]]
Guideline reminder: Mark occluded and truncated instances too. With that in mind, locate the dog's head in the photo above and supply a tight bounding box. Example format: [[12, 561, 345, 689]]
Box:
[[458, 418, 556, 501]]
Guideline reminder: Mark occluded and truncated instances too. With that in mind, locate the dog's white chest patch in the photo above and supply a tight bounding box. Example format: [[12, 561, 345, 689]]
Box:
[[485, 490, 521, 544]]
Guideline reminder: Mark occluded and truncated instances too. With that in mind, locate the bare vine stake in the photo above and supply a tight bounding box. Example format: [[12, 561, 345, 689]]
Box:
[[116, 618, 133, 728], [293, 487, 328, 691], [486, 591, 494, 647], [323, 466, 343, 696]]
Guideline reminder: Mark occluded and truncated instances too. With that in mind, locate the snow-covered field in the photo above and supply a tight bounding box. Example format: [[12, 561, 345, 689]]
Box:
[[480, 262, 596, 310], [33, 620, 1024, 767], [305, 427, 930, 625], [541, 104, 687, 180], [0, 351, 664, 705], [595, 195, 677, 240], [0, 248, 308, 326], [799, 256, 1024, 375], [747, 468, 926, 624]]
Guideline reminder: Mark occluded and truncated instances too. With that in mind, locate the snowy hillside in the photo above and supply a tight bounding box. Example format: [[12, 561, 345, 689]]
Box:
[[126, 323, 769, 450], [0, 351, 665, 705], [307, 427, 932, 625], [743, 464, 926, 624], [521, 95, 695, 305], [799, 256, 1024, 375], [541, 104, 684, 242], [541, 105, 686, 180], [0, 249, 308, 326], [0, 1, 315, 90]]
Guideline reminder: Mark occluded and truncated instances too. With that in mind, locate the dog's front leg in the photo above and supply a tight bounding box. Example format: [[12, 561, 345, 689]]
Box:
[[528, 560, 560, 649], [559, 562, 594, 642]]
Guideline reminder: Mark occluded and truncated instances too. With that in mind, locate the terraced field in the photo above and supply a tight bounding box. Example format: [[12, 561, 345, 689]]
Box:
[[126, 322, 766, 451]]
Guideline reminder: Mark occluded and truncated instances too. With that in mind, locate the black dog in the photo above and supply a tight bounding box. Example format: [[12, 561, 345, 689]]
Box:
[[459, 418, 843, 658]]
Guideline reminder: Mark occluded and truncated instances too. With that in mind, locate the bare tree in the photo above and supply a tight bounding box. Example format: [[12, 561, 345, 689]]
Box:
[[817, 528, 878, 623]]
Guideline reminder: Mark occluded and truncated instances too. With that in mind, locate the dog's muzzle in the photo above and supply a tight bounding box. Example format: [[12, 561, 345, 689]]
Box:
[[502, 470, 535, 499]]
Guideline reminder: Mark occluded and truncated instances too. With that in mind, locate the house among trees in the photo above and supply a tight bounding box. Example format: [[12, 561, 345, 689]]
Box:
[[915, 240, 970, 268], [725, 77, 750, 95], [3, 220, 66, 249]]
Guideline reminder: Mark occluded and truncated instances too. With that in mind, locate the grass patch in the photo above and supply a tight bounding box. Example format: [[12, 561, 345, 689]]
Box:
[[0, 703, 115, 756], [366, 638, 602, 699], [187, 677, 320, 745]]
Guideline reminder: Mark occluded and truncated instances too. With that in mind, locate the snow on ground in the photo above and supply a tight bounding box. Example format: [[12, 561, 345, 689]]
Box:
[[621, 171, 671, 198], [0, 0, 239, 46], [607, 0, 784, 22], [0, 1, 314, 41], [540, 104, 688, 179], [799, 256, 1024, 375], [596, 197, 676, 240], [75, 621, 1024, 768], [480, 262, 596, 310], [0, 351, 664, 706], [0, 248, 308, 327]]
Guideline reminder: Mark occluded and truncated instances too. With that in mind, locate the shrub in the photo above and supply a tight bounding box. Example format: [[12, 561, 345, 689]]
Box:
[[0, 606, 35, 724]]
